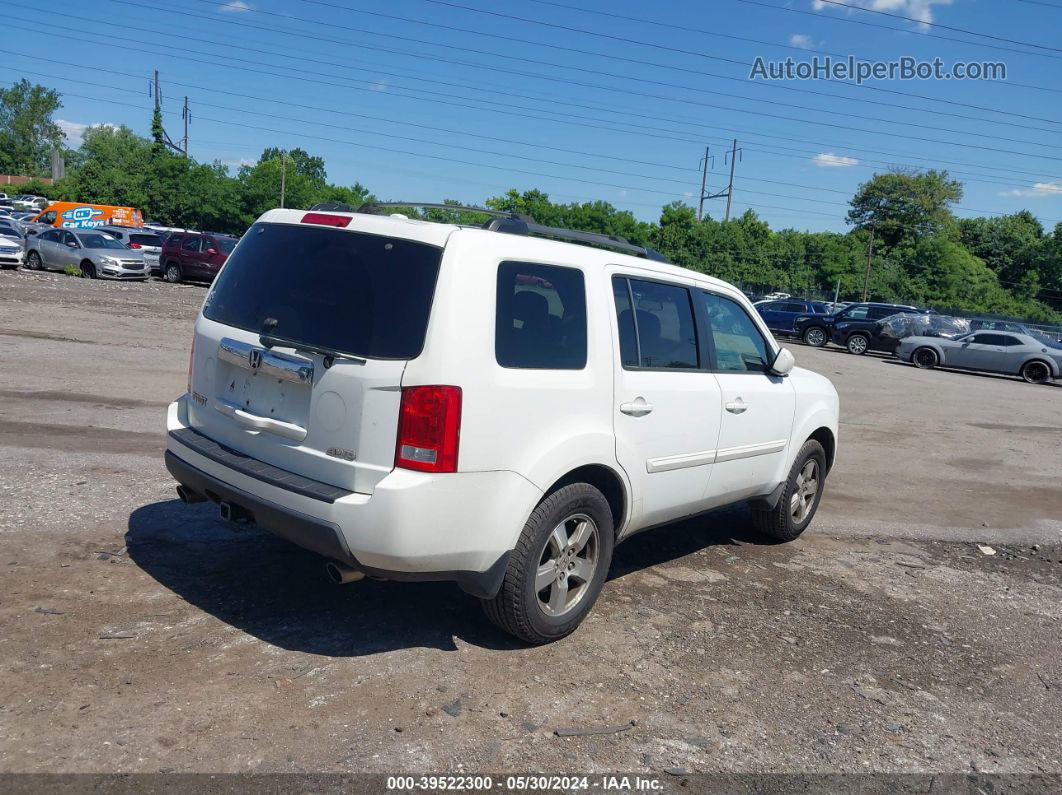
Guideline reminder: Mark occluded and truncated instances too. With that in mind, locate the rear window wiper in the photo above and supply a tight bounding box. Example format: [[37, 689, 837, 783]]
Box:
[[259, 333, 367, 367]]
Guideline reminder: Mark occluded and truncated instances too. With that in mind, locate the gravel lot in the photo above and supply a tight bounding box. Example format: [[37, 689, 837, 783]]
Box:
[[0, 268, 1059, 775]]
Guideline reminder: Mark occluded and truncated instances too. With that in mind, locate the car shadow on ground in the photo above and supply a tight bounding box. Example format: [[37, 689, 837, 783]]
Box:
[[881, 357, 1062, 387], [126, 499, 766, 657]]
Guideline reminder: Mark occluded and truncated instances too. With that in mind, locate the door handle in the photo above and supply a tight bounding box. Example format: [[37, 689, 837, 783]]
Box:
[[619, 397, 654, 417], [725, 398, 749, 414]]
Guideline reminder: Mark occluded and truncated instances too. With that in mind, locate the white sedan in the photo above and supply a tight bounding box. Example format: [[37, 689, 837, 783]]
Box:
[[0, 233, 24, 269]]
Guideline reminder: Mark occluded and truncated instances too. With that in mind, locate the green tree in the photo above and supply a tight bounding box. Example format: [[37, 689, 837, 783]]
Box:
[[847, 169, 962, 249], [258, 147, 326, 185], [0, 79, 64, 176]]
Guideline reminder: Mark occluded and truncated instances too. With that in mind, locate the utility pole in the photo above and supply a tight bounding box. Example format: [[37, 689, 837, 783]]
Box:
[[279, 149, 287, 209], [697, 146, 710, 221], [181, 96, 190, 157], [153, 69, 161, 110], [724, 138, 739, 222], [862, 225, 875, 302]]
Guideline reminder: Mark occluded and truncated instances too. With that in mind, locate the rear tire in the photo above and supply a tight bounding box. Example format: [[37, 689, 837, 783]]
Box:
[[912, 347, 938, 369], [846, 333, 870, 355], [80, 260, 96, 279], [25, 251, 41, 271], [164, 262, 181, 284], [482, 483, 614, 645], [803, 326, 828, 347], [1021, 360, 1052, 385], [752, 440, 826, 543]]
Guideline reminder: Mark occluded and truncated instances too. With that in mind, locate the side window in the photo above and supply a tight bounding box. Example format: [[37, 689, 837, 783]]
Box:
[[845, 306, 869, 320], [782, 302, 805, 313], [970, 334, 998, 345], [701, 292, 772, 373], [999, 335, 1021, 347], [63, 231, 78, 247], [759, 301, 782, 312], [165, 233, 183, 247], [41, 229, 58, 242], [613, 277, 699, 369], [39, 211, 56, 225], [182, 236, 202, 252], [495, 261, 586, 370], [867, 306, 895, 320]]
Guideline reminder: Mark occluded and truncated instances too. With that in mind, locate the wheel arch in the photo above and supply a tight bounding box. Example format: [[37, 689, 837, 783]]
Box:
[[807, 426, 836, 475], [1019, 355, 1059, 378], [543, 463, 628, 538]]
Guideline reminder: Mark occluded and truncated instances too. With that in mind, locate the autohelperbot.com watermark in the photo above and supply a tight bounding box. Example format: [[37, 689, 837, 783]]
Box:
[[749, 55, 1006, 85]]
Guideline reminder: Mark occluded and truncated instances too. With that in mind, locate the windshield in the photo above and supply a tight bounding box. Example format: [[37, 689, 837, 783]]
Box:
[[76, 233, 128, 250], [203, 223, 442, 359]]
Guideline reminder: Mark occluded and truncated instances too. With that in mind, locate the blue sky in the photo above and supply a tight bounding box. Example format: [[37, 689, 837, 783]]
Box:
[[3, 0, 1061, 232]]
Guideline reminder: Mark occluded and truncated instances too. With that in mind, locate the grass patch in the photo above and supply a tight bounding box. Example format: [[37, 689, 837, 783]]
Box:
[[62, 265, 81, 277]]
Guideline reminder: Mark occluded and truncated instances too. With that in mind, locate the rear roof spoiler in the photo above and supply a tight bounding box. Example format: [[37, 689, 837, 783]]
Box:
[[355, 201, 669, 263]]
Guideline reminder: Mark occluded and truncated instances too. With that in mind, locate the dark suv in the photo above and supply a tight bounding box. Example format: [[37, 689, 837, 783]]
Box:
[[794, 302, 919, 353], [755, 298, 833, 336], [160, 231, 239, 284]]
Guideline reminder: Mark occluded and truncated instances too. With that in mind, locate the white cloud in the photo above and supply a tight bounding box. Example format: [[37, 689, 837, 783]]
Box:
[[813, 152, 859, 167], [1000, 181, 1062, 198], [56, 119, 119, 147], [219, 1, 253, 12], [789, 33, 814, 49], [812, 0, 953, 31]]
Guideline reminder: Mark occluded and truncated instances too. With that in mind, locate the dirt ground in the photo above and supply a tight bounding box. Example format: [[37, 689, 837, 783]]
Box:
[[0, 268, 1059, 775]]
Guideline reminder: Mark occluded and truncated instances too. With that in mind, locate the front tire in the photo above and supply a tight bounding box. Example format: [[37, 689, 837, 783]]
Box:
[[846, 333, 870, 355], [80, 261, 97, 279], [803, 326, 827, 347], [1021, 360, 1052, 385], [483, 483, 614, 645], [912, 347, 938, 369], [164, 262, 182, 283], [752, 439, 826, 543]]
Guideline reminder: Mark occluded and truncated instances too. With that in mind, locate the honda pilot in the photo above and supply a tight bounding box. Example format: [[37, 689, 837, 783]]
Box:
[[166, 205, 839, 644]]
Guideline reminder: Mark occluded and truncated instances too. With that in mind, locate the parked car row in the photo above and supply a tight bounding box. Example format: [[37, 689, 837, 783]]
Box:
[[753, 297, 1061, 385]]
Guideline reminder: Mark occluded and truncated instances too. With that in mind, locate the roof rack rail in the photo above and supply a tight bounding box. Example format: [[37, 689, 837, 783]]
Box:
[[356, 201, 669, 262]]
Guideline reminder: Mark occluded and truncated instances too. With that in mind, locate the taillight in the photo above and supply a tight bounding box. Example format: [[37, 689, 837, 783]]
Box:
[[302, 212, 350, 227], [395, 386, 461, 473], [187, 334, 196, 394], [127, 242, 142, 249]]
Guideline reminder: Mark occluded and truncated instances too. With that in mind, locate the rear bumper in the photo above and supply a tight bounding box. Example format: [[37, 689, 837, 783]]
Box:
[[165, 396, 541, 598]]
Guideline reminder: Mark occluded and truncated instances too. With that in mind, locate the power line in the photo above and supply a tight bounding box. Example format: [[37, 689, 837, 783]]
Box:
[[739, 0, 1062, 61], [155, 0, 1062, 128], [24, 8, 1056, 152], [814, 0, 1062, 53], [12, 18, 1062, 184], [15, 72, 1055, 227], [7, 37, 1058, 198], [519, 0, 1062, 96]]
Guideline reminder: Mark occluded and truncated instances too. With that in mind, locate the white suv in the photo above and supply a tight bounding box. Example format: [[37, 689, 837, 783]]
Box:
[[166, 205, 839, 644]]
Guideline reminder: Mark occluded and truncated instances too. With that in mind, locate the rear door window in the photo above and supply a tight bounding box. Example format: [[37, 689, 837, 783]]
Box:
[[181, 236, 202, 252], [496, 261, 586, 369], [844, 306, 869, 320], [202, 222, 442, 360], [612, 277, 699, 369]]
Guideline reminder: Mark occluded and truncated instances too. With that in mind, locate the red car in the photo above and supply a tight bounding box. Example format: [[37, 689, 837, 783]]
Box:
[[160, 231, 239, 284]]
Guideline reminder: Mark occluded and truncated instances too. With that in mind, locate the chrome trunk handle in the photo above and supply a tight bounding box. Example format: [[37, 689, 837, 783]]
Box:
[[218, 337, 313, 384]]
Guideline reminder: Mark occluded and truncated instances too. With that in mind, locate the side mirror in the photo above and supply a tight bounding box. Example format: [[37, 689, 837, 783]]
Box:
[[769, 347, 796, 377]]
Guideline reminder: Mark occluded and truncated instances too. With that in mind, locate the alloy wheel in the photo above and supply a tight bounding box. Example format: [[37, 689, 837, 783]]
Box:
[[790, 460, 819, 524], [535, 513, 600, 618], [847, 335, 868, 355], [805, 328, 826, 346]]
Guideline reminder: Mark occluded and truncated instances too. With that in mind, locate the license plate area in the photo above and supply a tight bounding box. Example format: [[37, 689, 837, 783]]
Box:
[[216, 338, 313, 429]]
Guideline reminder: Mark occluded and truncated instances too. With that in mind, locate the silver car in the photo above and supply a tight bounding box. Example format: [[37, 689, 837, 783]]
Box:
[[98, 225, 165, 275], [25, 228, 148, 280], [897, 331, 1062, 385]]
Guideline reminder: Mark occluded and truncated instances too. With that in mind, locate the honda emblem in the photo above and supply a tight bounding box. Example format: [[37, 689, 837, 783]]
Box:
[[248, 349, 263, 370]]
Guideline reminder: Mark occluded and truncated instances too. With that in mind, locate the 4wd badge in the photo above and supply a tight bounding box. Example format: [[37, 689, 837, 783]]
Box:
[[326, 447, 356, 462]]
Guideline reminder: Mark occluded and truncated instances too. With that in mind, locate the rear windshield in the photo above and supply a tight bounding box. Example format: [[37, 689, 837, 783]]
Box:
[[202, 222, 442, 360], [130, 234, 163, 246]]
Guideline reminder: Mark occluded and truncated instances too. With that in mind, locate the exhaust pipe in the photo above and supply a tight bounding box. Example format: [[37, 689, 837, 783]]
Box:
[[326, 561, 365, 585], [176, 485, 206, 504]]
